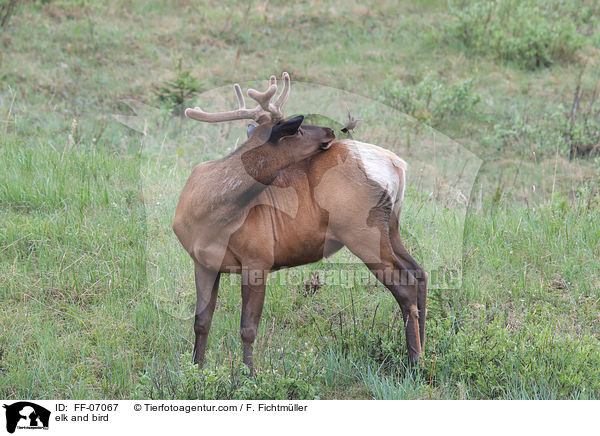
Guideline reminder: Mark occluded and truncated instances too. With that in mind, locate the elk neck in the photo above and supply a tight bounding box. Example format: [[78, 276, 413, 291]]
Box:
[[237, 137, 297, 186]]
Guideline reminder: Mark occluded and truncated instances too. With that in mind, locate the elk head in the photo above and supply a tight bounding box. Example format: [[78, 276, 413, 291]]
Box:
[[184, 73, 335, 184]]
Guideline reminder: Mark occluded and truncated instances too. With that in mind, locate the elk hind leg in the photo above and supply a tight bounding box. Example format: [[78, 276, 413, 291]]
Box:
[[343, 238, 422, 365], [390, 219, 428, 354]]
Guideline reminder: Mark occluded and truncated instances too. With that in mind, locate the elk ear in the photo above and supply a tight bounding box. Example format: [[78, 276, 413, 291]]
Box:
[[268, 115, 304, 143], [247, 124, 256, 138]]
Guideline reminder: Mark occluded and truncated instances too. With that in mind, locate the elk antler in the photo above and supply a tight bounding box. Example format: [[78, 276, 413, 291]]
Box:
[[185, 72, 291, 124]]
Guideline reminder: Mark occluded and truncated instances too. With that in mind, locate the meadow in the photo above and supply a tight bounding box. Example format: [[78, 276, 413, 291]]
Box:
[[1, 0, 599, 399]]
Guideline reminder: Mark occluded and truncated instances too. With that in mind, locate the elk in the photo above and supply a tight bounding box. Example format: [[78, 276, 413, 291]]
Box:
[[172, 73, 427, 375]]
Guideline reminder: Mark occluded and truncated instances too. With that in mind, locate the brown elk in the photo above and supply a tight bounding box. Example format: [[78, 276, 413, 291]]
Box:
[[172, 73, 427, 375]]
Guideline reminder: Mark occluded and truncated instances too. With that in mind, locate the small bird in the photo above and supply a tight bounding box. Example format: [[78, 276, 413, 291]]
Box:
[[341, 108, 363, 134]]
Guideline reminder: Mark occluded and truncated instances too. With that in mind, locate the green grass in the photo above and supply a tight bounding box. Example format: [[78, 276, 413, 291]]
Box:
[[1, 0, 599, 400]]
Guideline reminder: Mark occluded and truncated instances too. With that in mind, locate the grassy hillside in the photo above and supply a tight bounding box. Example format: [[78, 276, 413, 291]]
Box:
[[1, 0, 599, 399]]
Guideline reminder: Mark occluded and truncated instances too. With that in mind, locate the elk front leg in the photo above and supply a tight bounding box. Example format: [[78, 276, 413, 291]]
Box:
[[193, 262, 221, 367], [240, 268, 267, 376], [416, 270, 427, 352]]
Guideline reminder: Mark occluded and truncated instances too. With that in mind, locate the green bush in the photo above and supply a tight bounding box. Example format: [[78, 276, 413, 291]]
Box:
[[484, 111, 564, 156], [447, 0, 598, 69], [380, 76, 481, 125]]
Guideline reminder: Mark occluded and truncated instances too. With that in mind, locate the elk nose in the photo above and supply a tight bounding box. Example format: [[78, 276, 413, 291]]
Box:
[[320, 127, 336, 150]]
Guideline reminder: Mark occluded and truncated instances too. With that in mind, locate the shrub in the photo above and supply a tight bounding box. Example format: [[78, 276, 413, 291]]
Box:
[[484, 111, 564, 156], [446, 0, 598, 69], [380, 76, 481, 126]]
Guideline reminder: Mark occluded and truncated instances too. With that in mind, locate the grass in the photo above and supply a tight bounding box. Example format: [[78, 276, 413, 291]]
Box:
[[1, 0, 599, 400]]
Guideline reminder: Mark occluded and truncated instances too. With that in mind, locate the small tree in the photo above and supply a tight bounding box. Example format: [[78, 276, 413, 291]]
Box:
[[153, 57, 202, 117]]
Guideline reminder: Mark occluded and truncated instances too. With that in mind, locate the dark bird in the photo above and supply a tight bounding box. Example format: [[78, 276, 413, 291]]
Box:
[[341, 108, 363, 133]]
